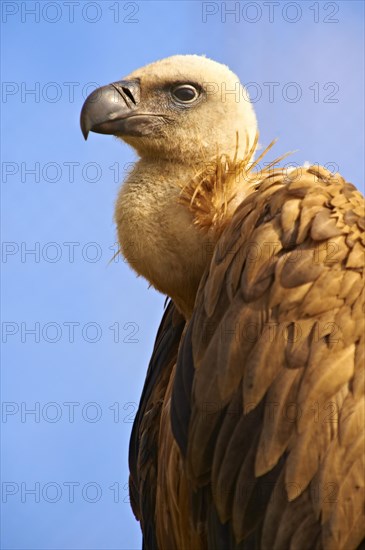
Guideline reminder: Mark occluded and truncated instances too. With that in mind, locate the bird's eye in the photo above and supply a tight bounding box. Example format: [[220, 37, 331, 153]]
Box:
[[172, 84, 199, 103]]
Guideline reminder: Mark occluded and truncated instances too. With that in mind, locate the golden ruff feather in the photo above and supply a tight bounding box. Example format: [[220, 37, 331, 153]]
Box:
[[178, 132, 293, 234]]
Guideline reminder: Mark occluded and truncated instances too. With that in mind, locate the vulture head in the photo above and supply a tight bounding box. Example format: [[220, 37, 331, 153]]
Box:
[[80, 54, 257, 161], [80, 55, 258, 317]]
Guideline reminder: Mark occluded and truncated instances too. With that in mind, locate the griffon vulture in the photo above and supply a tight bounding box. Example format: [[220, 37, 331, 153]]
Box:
[[80, 55, 365, 549]]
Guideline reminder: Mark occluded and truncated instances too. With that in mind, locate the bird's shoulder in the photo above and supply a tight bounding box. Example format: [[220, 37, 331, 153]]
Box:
[[170, 165, 365, 549]]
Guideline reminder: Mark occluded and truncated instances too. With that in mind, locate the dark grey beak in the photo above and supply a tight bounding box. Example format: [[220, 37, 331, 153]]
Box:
[[80, 80, 141, 140]]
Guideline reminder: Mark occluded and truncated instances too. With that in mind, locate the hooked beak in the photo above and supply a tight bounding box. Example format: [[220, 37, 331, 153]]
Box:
[[80, 79, 147, 140]]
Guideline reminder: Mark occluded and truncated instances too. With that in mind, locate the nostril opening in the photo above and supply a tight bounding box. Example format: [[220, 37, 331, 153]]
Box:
[[122, 87, 136, 105]]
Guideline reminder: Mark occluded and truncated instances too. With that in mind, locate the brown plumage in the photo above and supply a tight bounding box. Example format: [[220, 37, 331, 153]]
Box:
[[80, 55, 365, 550]]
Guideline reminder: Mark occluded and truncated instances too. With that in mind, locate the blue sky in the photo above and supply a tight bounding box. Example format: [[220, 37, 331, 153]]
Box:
[[1, 1, 364, 549]]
